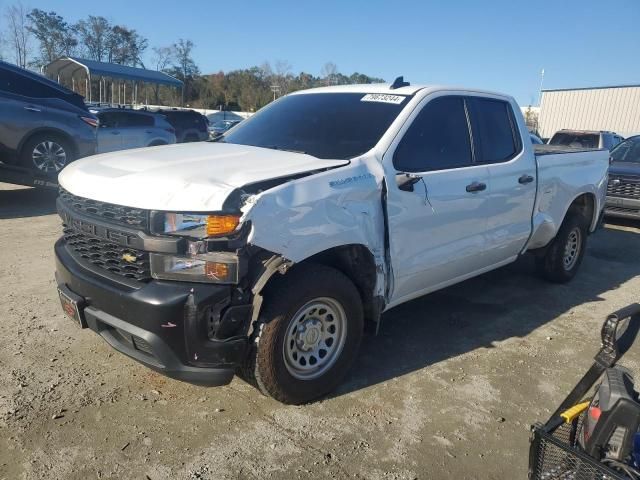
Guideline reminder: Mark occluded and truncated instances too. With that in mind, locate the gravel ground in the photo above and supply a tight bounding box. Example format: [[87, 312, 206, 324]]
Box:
[[1, 182, 639, 480]]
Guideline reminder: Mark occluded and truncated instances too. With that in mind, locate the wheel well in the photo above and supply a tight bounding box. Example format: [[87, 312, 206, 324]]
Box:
[[294, 245, 380, 330], [19, 128, 77, 158], [567, 193, 596, 228]]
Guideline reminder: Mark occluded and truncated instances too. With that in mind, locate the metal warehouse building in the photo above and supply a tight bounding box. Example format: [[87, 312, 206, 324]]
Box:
[[538, 84, 640, 139]]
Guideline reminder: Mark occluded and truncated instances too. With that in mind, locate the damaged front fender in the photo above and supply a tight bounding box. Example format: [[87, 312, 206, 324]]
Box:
[[242, 157, 389, 300]]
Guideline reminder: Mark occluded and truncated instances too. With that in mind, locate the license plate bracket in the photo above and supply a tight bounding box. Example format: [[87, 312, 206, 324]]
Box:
[[58, 286, 87, 328]]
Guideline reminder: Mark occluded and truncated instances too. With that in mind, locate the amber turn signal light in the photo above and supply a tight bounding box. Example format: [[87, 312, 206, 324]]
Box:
[[206, 215, 240, 236]]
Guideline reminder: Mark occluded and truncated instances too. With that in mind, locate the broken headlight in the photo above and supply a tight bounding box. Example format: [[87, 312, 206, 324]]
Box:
[[150, 252, 239, 284]]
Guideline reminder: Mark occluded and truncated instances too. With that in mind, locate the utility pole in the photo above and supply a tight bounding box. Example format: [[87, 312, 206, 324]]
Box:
[[538, 68, 545, 106], [270, 85, 280, 102]]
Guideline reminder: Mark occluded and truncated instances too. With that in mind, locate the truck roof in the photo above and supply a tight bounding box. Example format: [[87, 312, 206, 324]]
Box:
[[290, 83, 514, 100]]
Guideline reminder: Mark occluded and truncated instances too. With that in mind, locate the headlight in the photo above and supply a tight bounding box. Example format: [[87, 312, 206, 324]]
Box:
[[150, 252, 239, 284], [161, 212, 240, 239]]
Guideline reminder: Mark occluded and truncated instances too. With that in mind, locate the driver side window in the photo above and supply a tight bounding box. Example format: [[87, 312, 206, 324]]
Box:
[[393, 96, 473, 172]]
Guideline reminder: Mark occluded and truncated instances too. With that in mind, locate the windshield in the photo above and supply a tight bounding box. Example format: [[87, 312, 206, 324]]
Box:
[[548, 132, 599, 149], [220, 92, 409, 159], [610, 137, 640, 163]]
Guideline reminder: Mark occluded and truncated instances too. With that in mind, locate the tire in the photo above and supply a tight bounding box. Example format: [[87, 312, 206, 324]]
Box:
[[536, 212, 588, 283], [243, 264, 364, 404], [20, 133, 75, 176]]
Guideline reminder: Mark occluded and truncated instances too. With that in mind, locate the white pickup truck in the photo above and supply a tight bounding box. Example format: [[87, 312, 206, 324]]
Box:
[[55, 80, 609, 404]]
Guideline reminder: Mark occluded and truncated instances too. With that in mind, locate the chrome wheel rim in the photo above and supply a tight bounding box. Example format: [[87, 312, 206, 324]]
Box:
[[563, 227, 582, 270], [32, 141, 67, 173], [283, 297, 347, 380]]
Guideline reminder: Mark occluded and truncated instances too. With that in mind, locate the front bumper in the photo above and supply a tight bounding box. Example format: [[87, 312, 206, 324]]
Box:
[[54, 239, 251, 386], [605, 196, 640, 220]]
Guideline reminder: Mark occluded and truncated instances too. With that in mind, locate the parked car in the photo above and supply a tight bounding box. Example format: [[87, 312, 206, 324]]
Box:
[[151, 108, 208, 143], [0, 60, 97, 175], [530, 133, 544, 144], [548, 129, 624, 151], [95, 109, 176, 153], [209, 119, 241, 137], [605, 135, 640, 219], [55, 82, 608, 404]]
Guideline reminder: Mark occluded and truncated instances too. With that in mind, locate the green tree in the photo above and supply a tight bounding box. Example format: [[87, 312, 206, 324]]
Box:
[[74, 16, 111, 62], [27, 9, 77, 66], [106, 25, 147, 66], [169, 39, 199, 105]]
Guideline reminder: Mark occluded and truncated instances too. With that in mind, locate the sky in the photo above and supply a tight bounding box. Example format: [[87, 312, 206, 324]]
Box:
[[1, 0, 639, 106]]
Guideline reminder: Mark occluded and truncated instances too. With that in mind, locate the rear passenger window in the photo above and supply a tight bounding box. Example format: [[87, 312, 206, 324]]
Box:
[[469, 98, 520, 163], [121, 113, 154, 127], [393, 96, 472, 172]]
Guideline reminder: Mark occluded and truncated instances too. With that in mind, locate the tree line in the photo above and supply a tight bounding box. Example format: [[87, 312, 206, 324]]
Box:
[[0, 5, 385, 111]]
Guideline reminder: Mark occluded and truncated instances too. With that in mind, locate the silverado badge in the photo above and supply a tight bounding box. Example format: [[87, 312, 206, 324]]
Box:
[[121, 253, 137, 263]]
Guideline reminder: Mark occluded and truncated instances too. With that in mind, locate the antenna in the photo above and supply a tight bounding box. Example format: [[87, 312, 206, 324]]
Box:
[[390, 76, 410, 90]]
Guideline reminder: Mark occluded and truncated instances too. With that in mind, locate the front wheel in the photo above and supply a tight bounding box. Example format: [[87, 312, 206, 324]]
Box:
[[536, 213, 588, 283], [20, 133, 75, 176], [244, 264, 364, 404]]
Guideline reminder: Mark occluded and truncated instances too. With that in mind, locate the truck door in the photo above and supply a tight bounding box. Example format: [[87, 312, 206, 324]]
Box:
[[383, 94, 492, 305], [466, 96, 536, 264]]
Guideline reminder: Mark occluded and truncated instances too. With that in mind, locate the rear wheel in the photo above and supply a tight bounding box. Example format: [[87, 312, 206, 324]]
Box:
[[243, 264, 363, 404], [536, 213, 588, 283], [20, 133, 74, 176]]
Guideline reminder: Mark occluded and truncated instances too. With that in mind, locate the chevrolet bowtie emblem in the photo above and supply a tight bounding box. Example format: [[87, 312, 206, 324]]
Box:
[[122, 253, 137, 263]]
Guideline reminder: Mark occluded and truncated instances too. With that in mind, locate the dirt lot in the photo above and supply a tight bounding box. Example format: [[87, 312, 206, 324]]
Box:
[[1, 182, 639, 480]]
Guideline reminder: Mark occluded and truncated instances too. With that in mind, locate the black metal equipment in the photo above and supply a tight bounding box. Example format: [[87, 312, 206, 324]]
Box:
[[529, 304, 640, 479]]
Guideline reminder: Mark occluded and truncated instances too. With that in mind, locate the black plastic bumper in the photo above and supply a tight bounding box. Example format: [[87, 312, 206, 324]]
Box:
[[55, 239, 250, 386]]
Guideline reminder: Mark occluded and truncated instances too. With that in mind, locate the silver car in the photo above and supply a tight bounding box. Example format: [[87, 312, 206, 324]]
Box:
[[96, 109, 176, 153]]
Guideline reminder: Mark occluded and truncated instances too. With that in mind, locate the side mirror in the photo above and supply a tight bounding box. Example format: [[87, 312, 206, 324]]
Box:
[[396, 173, 422, 192]]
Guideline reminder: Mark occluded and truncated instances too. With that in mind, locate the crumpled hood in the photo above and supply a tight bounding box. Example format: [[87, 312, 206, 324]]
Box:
[[59, 142, 348, 211]]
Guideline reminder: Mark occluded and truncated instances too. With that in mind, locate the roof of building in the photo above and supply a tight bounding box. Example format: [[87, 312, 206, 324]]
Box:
[[542, 84, 640, 93], [44, 57, 183, 87]]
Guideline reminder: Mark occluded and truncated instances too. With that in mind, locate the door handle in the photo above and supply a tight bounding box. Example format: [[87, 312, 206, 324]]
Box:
[[24, 106, 41, 112], [111, 131, 120, 135], [465, 181, 486, 193], [518, 174, 535, 184]]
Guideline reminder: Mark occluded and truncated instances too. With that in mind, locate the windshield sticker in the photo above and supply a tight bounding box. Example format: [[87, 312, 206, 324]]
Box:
[[361, 93, 406, 104]]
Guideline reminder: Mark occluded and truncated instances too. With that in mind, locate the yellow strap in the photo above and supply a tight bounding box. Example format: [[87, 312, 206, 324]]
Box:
[[560, 401, 591, 423]]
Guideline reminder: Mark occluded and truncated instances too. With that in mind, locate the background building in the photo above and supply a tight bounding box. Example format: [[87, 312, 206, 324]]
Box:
[[538, 84, 640, 139]]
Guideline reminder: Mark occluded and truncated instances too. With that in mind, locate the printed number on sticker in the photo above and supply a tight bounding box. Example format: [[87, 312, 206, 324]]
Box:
[[361, 94, 406, 104]]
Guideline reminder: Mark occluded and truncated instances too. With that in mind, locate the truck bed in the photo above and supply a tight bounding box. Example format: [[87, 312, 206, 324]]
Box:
[[526, 146, 609, 250], [533, 144, 606, 156]]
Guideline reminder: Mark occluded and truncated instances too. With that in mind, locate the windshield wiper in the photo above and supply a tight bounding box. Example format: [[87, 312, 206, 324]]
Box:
[[265, 145, 308, 155]]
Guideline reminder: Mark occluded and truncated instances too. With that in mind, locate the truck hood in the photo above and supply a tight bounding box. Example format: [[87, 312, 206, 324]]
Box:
[[58, 142, 348, 211], [609, 162, 640, 178]]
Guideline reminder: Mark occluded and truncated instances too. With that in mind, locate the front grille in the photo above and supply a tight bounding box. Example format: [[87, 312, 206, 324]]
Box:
[[607, 177, 640, 199], [606, 206, 640, 216], [63, 226, 151, 282], [59, 188, 149, 230]]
